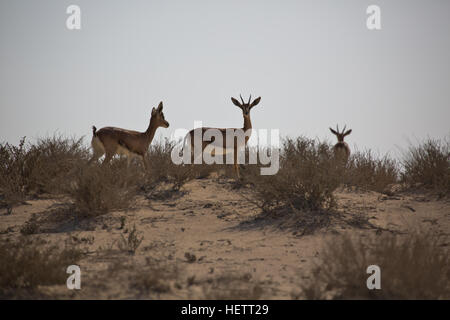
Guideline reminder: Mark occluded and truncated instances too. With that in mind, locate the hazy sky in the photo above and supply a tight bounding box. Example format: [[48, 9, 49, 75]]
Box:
[[1, 0, 449, 157]]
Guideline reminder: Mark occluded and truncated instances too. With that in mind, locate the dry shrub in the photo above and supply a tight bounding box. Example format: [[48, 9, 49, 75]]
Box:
[[200, 273, 264, 300], [69, 160, 139, 217], [0, 135, 205, 214], [402, 138, 450, 196], [131, 262, 181, 297], [301, 231, 449, 299], [118, 224, 143, 254], [147, 139, 217, 191], [0, 136, 88, 207], [344, 150, 399, 193], [243, 137, 341, 212], [20, 215, 40, 235], [0, 137, 28, 207], [24, 136, 89, 194], [167, 164, 198, 191], [0, 237, 82, 299], [146, 139, 176, 184]]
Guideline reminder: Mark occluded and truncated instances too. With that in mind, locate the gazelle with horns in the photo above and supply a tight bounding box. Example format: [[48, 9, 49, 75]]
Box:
[[329, 124, 352, 163], [89, 102, 169, 168], [185, 94, 261, 178]]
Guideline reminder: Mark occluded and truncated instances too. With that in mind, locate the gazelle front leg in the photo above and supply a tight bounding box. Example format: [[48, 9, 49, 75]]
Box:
[[141, 154, 149, 170], [233, 148, 240, 179], [234, 163, 240, 179]]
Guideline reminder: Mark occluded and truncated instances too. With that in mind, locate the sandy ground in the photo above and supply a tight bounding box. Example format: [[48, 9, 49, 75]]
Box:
[[1, 178, 449, 299]]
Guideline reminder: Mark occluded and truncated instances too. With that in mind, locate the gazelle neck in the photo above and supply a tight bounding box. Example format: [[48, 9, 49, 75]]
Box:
[[243, 115, 252, 132], [144, 118, 159, 144]]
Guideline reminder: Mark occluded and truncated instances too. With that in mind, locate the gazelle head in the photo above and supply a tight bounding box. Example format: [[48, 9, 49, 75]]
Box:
[[329, 124, 352, 142], [231, 94, 261, 118], [151, 101, 170, 128]]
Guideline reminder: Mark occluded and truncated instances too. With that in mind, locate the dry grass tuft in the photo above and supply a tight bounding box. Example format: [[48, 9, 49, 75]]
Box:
[[131, 262, 181, 297], [300, 231, 450, 299], [243, 137, 341, 212], [0, 137, 29, 207], [20, 215, 40, 235], [144, 139, 216, 191], [344, 150, 399, 193], [68, 160, 139, 217], [0, 237, 82, 299], [1, 134, 448, 221], [0, 136, 88, 208], [118, 224, 144, 254], [402, 138, 450, 196], [200, 272, 265, 300]]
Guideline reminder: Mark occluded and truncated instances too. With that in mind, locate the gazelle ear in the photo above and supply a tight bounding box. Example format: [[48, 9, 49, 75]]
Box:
[[344, 129, 352, 136], [250, 97, 261, 108], [329, 128, 338, 135], [157, 101, 163, 112], [231, 97, 242, 108], [151, 107, 157, 115]]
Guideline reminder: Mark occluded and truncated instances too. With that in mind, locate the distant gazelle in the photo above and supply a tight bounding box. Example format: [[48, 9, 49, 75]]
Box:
[[329, 124, 352, 163], [89, 102, 169, 168], [185, 95, 261, 178]]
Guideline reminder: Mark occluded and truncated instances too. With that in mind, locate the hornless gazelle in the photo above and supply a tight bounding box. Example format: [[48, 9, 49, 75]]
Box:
[[329, 124, 352, 163], [184, 95, 261, 178], [89, 102, 169, 168]]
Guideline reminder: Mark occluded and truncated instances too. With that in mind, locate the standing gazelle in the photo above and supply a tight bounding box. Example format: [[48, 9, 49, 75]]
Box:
[[185, 95, 261, 178], [329, 124, 352, 163], [89, 102, 169, 168]]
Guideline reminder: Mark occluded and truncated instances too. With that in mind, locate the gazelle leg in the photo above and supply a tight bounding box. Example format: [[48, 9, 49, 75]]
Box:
[[189, 147, 194, 165], [193, 148, 203, 164], [88, 152, 103, 165], [102, 152, 113, 167], [141, 155, 149, 170], [233, 150, 240, 179], [234, 163, 240, 179], [89, 138, 105, 165]]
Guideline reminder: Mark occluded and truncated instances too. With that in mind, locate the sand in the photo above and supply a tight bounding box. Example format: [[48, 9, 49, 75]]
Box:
[[0, 178, 449, 299]]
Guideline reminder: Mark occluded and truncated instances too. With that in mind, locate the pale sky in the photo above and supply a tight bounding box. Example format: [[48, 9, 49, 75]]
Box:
[[1, 0, 449, 157]]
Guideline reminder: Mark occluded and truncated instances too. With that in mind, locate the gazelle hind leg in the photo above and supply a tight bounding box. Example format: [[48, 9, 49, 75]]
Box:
[[88, 151, 103, 165], [89, 137, 105, 165], [192, 147, 203, 164], [102, 152, 114, 167]]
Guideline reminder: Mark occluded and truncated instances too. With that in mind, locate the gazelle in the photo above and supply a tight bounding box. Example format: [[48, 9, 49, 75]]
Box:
[[329, 124, 352, 163], [184, 95, 261, 178], [89, 102, 169, 168]]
